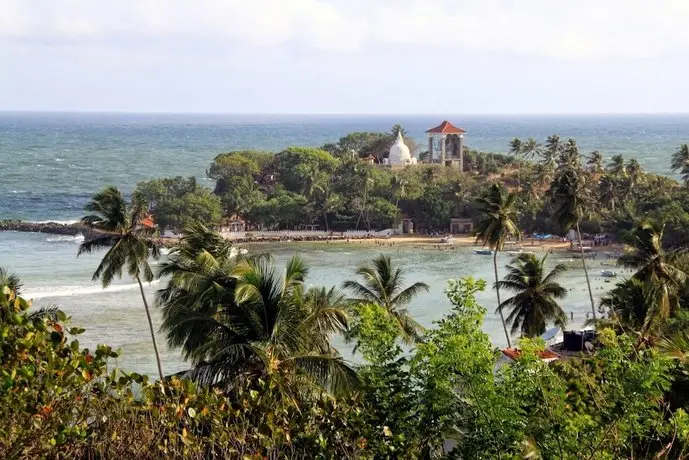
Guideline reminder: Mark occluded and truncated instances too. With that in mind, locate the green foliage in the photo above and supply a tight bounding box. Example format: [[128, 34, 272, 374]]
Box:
[[497, 253, 568, 338], [134, 176, 222, 232]]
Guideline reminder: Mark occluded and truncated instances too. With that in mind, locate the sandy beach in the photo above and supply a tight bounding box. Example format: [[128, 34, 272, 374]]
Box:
[[232, 233, 625, 257]]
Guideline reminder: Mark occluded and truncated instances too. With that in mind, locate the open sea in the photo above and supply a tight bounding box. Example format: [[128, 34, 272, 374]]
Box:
[[1, 112, 687, 377]]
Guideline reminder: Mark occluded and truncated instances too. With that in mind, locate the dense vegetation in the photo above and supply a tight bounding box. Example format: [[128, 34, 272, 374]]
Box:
[[5, 135, 689, 458], [133, 130, 689, 249]]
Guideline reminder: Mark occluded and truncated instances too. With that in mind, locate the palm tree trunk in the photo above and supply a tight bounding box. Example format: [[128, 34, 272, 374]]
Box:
[[324, 211, 330, 232], [394, 198, 400, 235], [494, 249, 512, 348], [136, 274, 165, 381], [577, 223, 597, 320]]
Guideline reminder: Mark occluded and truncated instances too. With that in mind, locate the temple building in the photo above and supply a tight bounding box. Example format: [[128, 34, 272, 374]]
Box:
[[383, 130, 418, 168], [426, 120, 467, 170]]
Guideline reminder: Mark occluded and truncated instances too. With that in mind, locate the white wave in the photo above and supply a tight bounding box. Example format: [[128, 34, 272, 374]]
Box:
[[55, 158, 65, 162], [24, 279, 162, 299], [45, 234, 84, 244], [30, 220, 80, 225]]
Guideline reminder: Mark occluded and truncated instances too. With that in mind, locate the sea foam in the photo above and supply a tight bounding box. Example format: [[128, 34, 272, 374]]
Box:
[[24, 279, 162, 299]]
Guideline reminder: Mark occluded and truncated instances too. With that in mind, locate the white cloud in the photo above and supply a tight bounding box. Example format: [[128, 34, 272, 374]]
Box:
[[1, 0, 689, 59]]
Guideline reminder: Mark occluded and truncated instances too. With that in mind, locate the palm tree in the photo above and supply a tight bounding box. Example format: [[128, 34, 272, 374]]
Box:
[[343, 254, 429, 344], [508, 138, 523, 156], [77, 186, 164, 380], [671, 144, 689, 185], [598, 174, 620, 213], [0, 267, 22, 294], [390, 124, 407, 137], [558, 138, 581, 170], [617, 222, 687, 320], [586, 151, 604, 175], [496, 253, 567, 338], [600, 278, 663, 334], [162, 251, 356, 395], [474, 184, 519, 347], [520, 138, 541, 160], [391, 176, 408, 233], [607, 154, 626, 177], [550, 167, 597, 319]]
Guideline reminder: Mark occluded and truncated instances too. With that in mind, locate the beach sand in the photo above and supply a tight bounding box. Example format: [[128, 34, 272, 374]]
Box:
[[233, 233, 625, 257]]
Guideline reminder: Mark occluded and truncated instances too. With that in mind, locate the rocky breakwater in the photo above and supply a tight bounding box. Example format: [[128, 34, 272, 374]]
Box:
[[0, 220, 99, 239]]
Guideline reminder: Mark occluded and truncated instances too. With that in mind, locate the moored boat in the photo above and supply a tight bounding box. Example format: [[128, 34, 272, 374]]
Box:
[[474, 249, 492, 255]]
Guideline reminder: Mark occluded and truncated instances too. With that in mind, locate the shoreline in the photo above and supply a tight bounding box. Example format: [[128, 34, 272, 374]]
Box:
[[1, 221, 624, 257]]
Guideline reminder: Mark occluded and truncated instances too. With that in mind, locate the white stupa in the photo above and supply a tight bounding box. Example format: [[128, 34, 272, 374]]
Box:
[[388, 131, 412, 165]]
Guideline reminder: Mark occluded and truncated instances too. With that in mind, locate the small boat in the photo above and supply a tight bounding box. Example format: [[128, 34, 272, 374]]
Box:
[[440, 236, 454, 244], [474, 249, 493, 255], [601, 270, 617, 278], [507, 250, 536, 256]]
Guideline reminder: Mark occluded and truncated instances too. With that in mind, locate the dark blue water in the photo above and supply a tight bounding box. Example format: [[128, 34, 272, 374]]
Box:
[[1, 112, 687, 221]]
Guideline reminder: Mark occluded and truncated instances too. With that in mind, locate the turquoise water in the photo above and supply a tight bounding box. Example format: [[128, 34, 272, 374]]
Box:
[[2, 231, 624, 377], [0, 112, 685, 377]]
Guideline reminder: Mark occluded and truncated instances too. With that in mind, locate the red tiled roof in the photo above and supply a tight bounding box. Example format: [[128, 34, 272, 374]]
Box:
[[425, 120, 466, 135], [501, 348, 559, 361], [140, 216, 156, 229]]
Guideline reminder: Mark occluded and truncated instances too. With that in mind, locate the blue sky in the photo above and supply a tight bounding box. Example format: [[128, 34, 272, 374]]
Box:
[[2, 0, 689, 114]]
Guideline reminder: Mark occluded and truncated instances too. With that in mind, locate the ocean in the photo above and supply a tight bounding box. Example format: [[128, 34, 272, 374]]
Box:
[[1, 112, 687, 377]]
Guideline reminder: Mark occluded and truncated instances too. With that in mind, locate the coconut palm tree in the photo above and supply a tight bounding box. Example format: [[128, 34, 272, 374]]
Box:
[[78, 186, 164, 380], [557, 138, 581, 170], [474, 183, 519, 347], [550, 167, 597, 320], [157, 223, 240, 362], [162, 252, 356, 395], [521, 137, 541, 161], [496, 253, 567, 338], [617, 222, 687, 319], [343, 254, 429, 344], [587, 151, 604, 175], [508, 138, 523, 156], [0, 267, 22, 295], [607, 154, 626, 177], [598, 174, 620, 213], [671, 144, 689, 185], [600, 278, 663, 334], [391, 176, 408, 233]]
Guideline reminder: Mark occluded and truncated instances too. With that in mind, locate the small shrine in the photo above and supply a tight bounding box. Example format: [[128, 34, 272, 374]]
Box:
[[425, 120, 467, 170]]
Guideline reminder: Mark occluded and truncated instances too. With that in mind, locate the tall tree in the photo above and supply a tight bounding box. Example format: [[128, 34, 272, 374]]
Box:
[[617, 222, 688, 323], [607, 154, 626, 177], [520, 137, 541, 160], [496, 253, 567, 338], [550, 167, 597, 319], [671, 144, 689, 185], [391, 176, 408, 233], [343, 254, 429, 344], [586, 151, 605, 175], [474, 183, 519, 347], [600, 278, 663, 334], [77, 186, 164, 380]]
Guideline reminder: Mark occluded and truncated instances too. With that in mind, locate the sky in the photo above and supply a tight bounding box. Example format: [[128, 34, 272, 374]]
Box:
[[2, 0, 689, 114]]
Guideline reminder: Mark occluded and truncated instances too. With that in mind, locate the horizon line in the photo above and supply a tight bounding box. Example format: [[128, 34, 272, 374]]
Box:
[[2, 110, 689, 117]]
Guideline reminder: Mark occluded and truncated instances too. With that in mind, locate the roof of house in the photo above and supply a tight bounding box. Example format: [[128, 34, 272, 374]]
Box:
[[140, 216, 156, 229], [426, 120, 466, 135], [501, 347, 560, 362]]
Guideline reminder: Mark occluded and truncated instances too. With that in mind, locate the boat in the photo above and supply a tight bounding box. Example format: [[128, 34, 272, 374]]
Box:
[[474, 249, 492, 255], [507, 250, 536, 256], [600, 270, 617, 278], [440, 236, 454, 244]]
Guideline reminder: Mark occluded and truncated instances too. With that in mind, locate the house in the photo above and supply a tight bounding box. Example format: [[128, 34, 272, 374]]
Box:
[[495, 347, 560, 372], [450, 217, 473, 234]]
